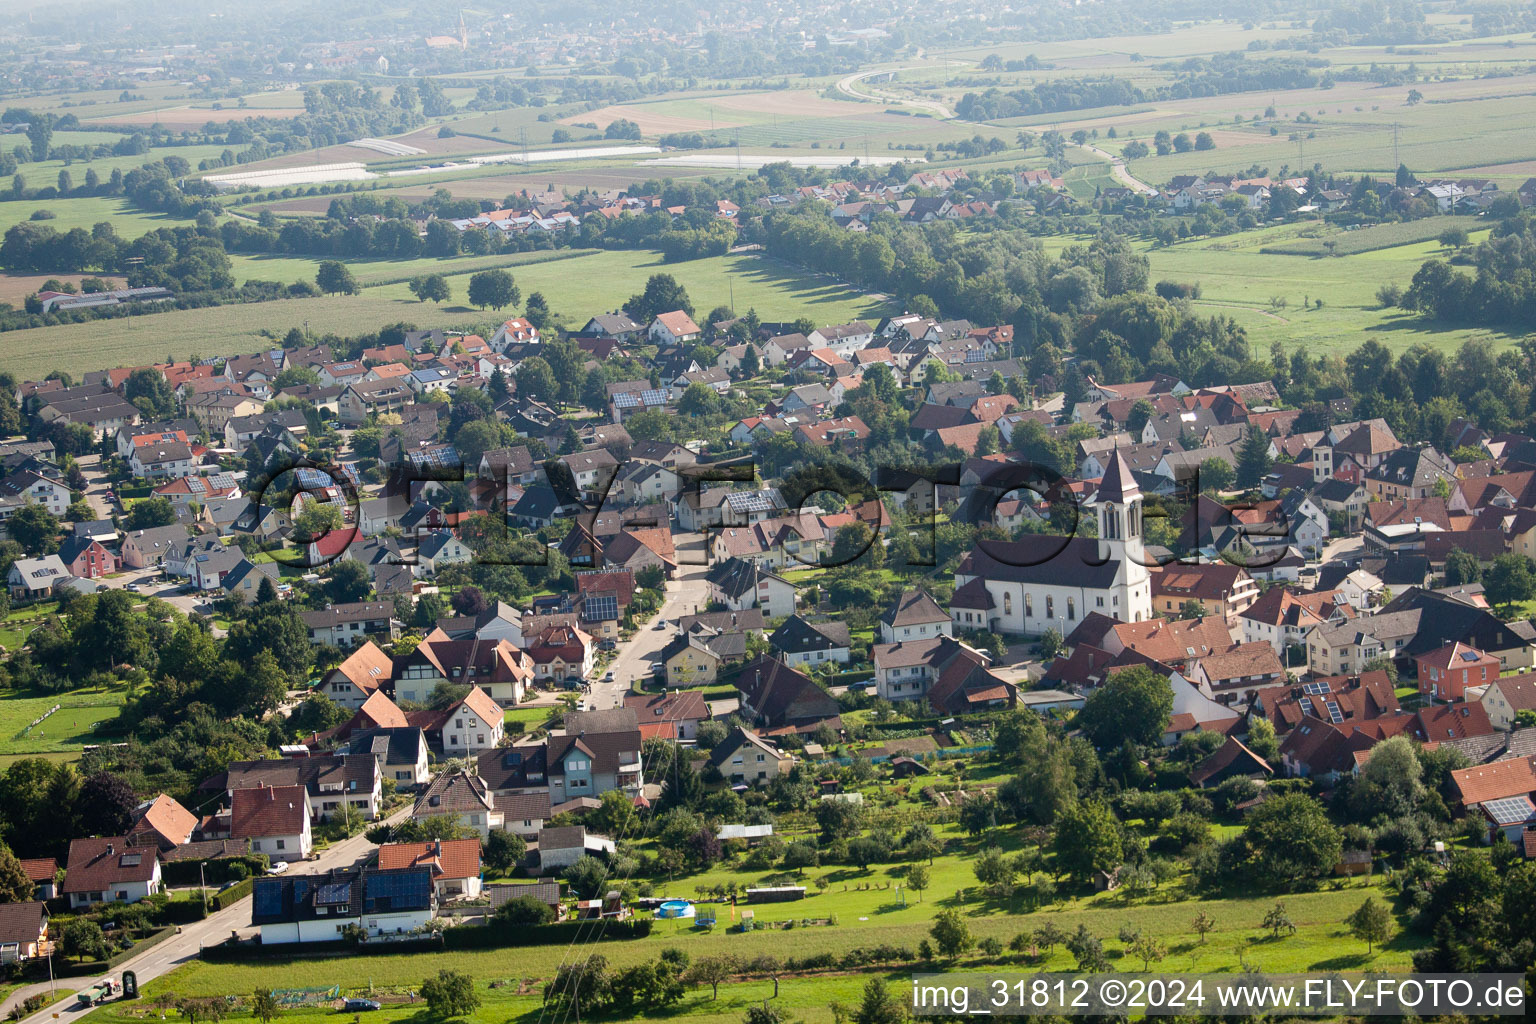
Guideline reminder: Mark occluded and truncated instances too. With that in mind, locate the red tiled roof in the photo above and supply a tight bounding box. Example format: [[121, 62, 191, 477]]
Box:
[[229, 785, 309, 839], [377, 838, 481, 880]]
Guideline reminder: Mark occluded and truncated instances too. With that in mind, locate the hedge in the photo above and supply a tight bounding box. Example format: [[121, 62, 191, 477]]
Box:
[[212, 876, 255, 911], [199, 918, 653, 962], [161, 856, 266, 888]]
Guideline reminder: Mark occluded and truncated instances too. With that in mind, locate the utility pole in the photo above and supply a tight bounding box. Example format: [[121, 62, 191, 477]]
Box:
[[1392, 122, 1401, 170]]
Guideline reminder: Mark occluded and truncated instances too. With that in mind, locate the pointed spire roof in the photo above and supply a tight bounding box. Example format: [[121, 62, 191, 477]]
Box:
[[1097, 449, 1141, 504]]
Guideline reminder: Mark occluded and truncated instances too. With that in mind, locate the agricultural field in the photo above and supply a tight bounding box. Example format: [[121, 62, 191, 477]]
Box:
[[0, 249, 887, 380]]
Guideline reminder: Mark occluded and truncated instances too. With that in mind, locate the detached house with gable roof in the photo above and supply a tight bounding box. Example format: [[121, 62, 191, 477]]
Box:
[[230, 785, 313, 863], [649, 310, 702, 346], [63, 837, 163, 907]]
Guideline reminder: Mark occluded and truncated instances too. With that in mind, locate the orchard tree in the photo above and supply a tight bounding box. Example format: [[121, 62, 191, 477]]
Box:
[[1346, 896, 1393, 953], [409, 274, 450, 303], [930, 908, 972, 959], [421, 969, 480, 1020]]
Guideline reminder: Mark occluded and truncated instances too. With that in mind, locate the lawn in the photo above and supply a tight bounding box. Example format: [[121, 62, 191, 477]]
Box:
[[98, 866, 1415, 1024], [0, 249, 888, 381], [0, 686, 126, 754], [0, 195, 183, 237]]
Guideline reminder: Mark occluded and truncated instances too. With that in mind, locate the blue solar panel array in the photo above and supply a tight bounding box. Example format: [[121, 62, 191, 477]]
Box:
[[583, 594, 619, 622], [1485, 796, 1535, 825], [365, 869, 431, 911], [252, 879, 285, 918], [316, 881, 352, 906]]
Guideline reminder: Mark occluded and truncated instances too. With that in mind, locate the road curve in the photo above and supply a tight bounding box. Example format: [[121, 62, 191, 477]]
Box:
[[836, 66, 956, 120]]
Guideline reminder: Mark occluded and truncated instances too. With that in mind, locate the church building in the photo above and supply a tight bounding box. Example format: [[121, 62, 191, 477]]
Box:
[[950, 450, 1153, 636]]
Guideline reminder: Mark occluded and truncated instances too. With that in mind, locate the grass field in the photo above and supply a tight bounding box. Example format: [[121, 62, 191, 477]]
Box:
[[0, 686, 125, 754], [0, 194, 188, 236], [0, 249, 887, 380], [93, 818, 1417, 1024], [1257, 215, 1486, 257]]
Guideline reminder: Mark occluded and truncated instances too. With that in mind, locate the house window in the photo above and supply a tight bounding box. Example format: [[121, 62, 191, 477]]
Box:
[[1025, 595, 1032, 617], [1046, 596, 1054, 618], [1004, 593, 1013, 616], [1067, 598, 1075, 621], [276, 839, 286, 850], [1096, 596, 1104, 607]]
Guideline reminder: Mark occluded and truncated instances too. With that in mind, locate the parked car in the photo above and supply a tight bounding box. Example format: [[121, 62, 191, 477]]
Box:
[[266, 860, 290, 875], [124, 583, 140, 592], [603, 670, 615, 682], [653, 619, 667, 630], [344, 1000, 381, 1012]]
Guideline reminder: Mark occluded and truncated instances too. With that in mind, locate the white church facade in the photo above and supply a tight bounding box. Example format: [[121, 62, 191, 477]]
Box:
[[950, 450, 1153, 637]]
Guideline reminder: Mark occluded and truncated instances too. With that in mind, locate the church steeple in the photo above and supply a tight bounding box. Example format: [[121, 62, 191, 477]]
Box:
[[1096, 450, 1151, 622]]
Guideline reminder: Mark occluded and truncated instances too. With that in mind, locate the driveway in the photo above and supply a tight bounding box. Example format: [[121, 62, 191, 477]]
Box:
[[0, 806, 411, 1024]]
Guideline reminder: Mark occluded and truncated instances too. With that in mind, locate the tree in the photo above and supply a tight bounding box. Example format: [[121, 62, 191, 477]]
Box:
[[782, 841, 818, 877], [625, 273, 693, 321], [1052, 801, 1122, 884], [1241, 793, 1341, 885], [293, 501, 343, 538], [61, 917, 108, 961], [1236, 425, 1272, 488], [494, 893, 553, 925], [1444, 548, 1481, 587], [484, 830, 527, 875], [26, 117, 51, 163], [544, 955, 609, 1024], [251, 991, 279, 1024], [677, 381, 721, 418], [1349, 735, 1424, 819], [1406, 88, 1423, 105], [1077, 664, 1172, 748], [1192, 910, 1215, 944], [1262, 901, 1295, 938], [422, 970, 480, 1020], [7, 503, 58, 554], [684, 954, 740, 1000], [906, 863, 929, 901], [409, 274, 450, 303], [76, 771, 136, 836], [1198, 456, 1235, 493], [853, 977, 907, 1024], [0, 842, 33, 903], [564, 854, 610, 900], [744, 1004, 786, 1024], [126, 368, 176, 419], [1128, 933, 1167, 970], [315, 261, 359, 296], [326, 559, 372, 603], [468, 269, 518, 311], [126, 496, 177, 530], [930, 908, 972, 959], [1484, 554, 1536, 606], [1346, 896, 1392, 953], [1194, 132, 1215, 151]]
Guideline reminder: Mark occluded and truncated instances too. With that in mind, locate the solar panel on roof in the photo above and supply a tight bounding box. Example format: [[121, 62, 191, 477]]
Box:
[[1324, 700, 1344, 724], [727, 492, 773, 513], [1303, 681, 1332, 695], [613, 393, 639, 409], [1460, 651, 1482, 662], [253, 879, 284, 917], [582, 594, 619, 622], [1485, 796, 1535, 825], [315, 881, 352, 906], [640, 389, 669, 405], [1298, 696, 1315, 716]]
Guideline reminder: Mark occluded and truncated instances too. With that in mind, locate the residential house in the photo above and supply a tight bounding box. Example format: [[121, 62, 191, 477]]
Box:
[[736, 656, 841, 731], [0, 902, 49, 963], [62, 837, 163, 908], [319, 641, 393, 709], [301, 602, 399, 647], [377, 839, 482, 900], [1417, 642, 1499, 703], [1150, 563, 1259, 621], [230, 785, 313, 863], [769, 616, 852, 668], [704, 557, 797, 619], [709, 727, 791, 785], [7, 555, 68, 601], [414, 772, 503, 838]]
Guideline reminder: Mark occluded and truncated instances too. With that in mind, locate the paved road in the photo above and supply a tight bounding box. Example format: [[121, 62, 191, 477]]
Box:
[[584, 543, 711, 711], [835, 66, 956, 119], [0, 806, 411, 1024], [1078, 141, 1159, 195]]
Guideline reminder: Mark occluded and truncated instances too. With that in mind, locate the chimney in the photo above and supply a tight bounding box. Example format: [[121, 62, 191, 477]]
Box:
[[106, 843, 114, 855]]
